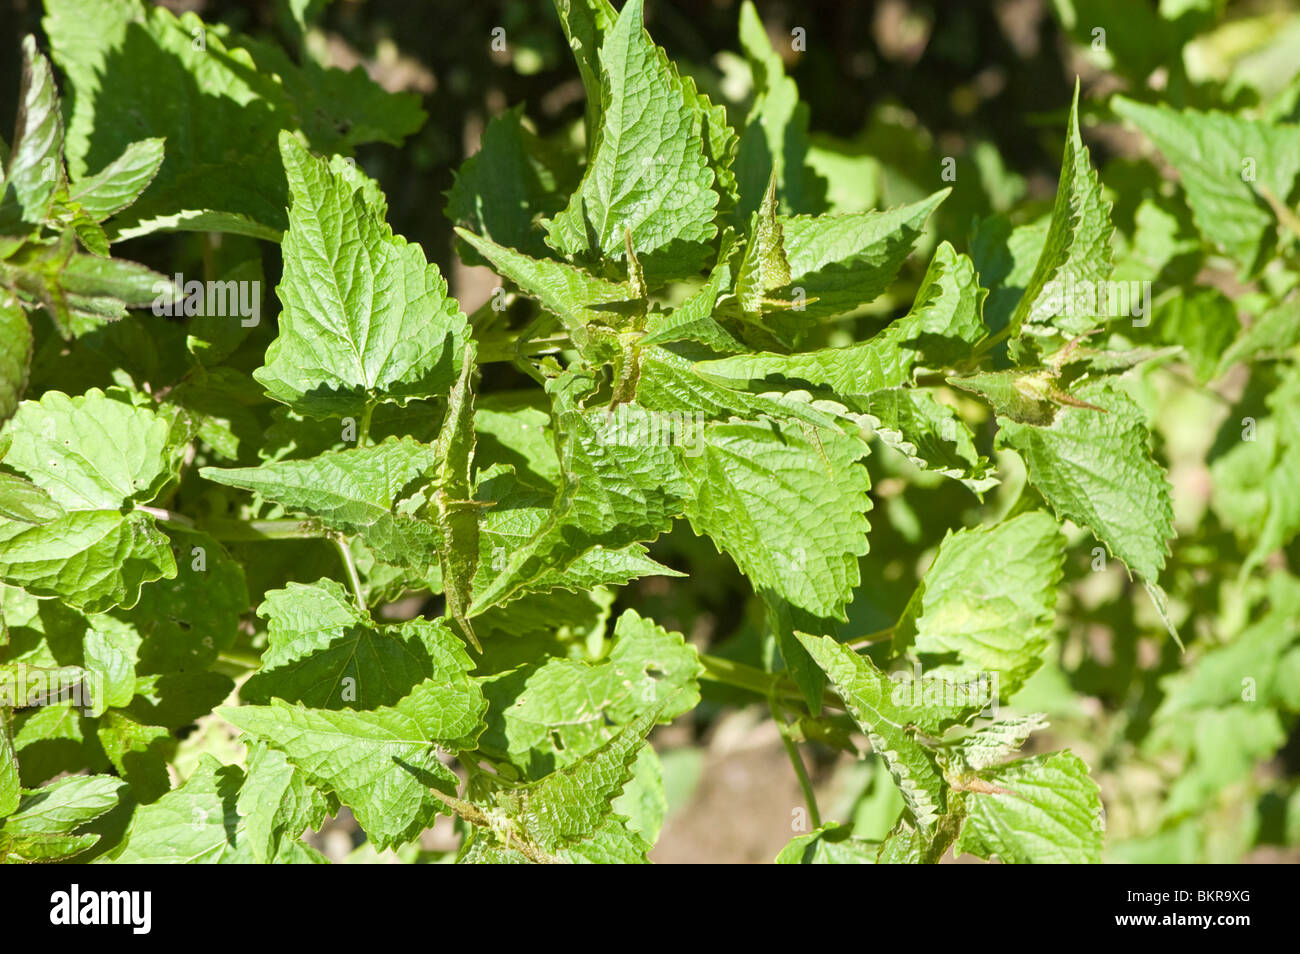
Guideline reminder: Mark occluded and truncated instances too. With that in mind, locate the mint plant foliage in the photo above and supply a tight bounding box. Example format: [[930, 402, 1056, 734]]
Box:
[[0, 0, 1297, 865]]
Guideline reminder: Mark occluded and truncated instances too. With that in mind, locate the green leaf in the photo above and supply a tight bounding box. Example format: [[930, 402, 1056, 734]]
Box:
[[734, 1, 824, 218], [201, 436, 440, 569], [944, 713, 1049, 771], [0, 387, 184, 507], [66, 138, 165, 223], [0, 236, 171, 336], [475, 465, 682, 600], [83, 614, 141, 709], [112, 756, 252, 863], [237, 743, 330, 864], [0, 37, 64, 233], [431, 346, 483, 651], [1008, 85, 1113, 338], [896, 511, 1065, 693], [479, 608, 700, 770], [1, 773, 122, 863], [798, 633, 988, 828], [470, 378, 688, 613], [771, 190, 947, 321], [546, 0, 719, 278], [734, 174, 794, 318], [43, 0, 423, 239], [123, 527, 248, 674], [241, 579, 484, 715], [456, 228, 636, 353], [493, 704, 660, 854], [220, 678, 483, 850], [953, 751, 1103, 864], [551, 0, 620, 147], [459, 813, 650, 864], [1112, 95, 1300, 276], [446, 106, 577, 260], [641, 234, 746, 352], [0, 473, 62, 524], [998, 379, 1174, 588], [0, 295, 31, 423], [697, 237, 976, 395], [256, 136, 468, 419], [776, 822, 881, 864], [681, 417, 871, 622], [0, 389, 182, 610], [0, 712, 19, 819], [856, 388, 997, 494], [950, 367, 1101, 426], [95, 711, 170, 803]]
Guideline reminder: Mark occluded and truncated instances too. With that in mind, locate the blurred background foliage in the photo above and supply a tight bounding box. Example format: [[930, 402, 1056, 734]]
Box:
[[3, 0, 1299, 862]]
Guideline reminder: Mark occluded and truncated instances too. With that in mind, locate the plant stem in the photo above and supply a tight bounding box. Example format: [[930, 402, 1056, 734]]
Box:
[[358, 402, 375, 448], [770, 698, 821, 829], [201, 518, 325, 541], [134, 505, 196, 528], [697, 653, 784, 697], [218, 648, 263, 669], [332, 534, 366, 611], [137, 508, 325, 541], [846, 626, 896, 650], [476, 333, 573, 364], [698, 653, 844, 711]]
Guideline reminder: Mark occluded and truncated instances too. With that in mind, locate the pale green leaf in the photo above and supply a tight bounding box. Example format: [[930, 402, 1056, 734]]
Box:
[[495, 704, 659, 853], [0, 389, 182, 610], [798, 633, 988, 828], [242, 579, 483, 717], [479, 608, 700, 770], [898, 512, 1065, 692], [776, 822, 881, 864], [1008, 85, 1113, 338], [112, 756, 252, 863], [0, 37, 64, 233], [0, 295, 31, 423], [953, 751, 1103, 864], [681, 417, 871, 621], [255, 135, 467, 418], [237, 743, 330, 864], [201, 436, 440, 569], [999, 379, 1174, 586], [470, 377, 688, 613], [546, 0, 719, 278], [220, 679, 480, 850], [66, 138, 165, 224], [1112, 95, 1300, 276]]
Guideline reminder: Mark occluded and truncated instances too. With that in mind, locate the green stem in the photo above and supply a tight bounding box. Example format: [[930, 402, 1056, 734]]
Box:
[[770, 698, 821, 829], [476, 333, 573, 364], [332, 534, 366, 611], [218, 648, 264, 669], [698, 653, 785, 697], [138, 508, 326, 541], [200, 518, 325, 541], [962, 324, 1012, 368], [846, 626, 895, 650], [358, 402, 375, 448], [698, 653, 843, 711], [134, 505, 195, 528]]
